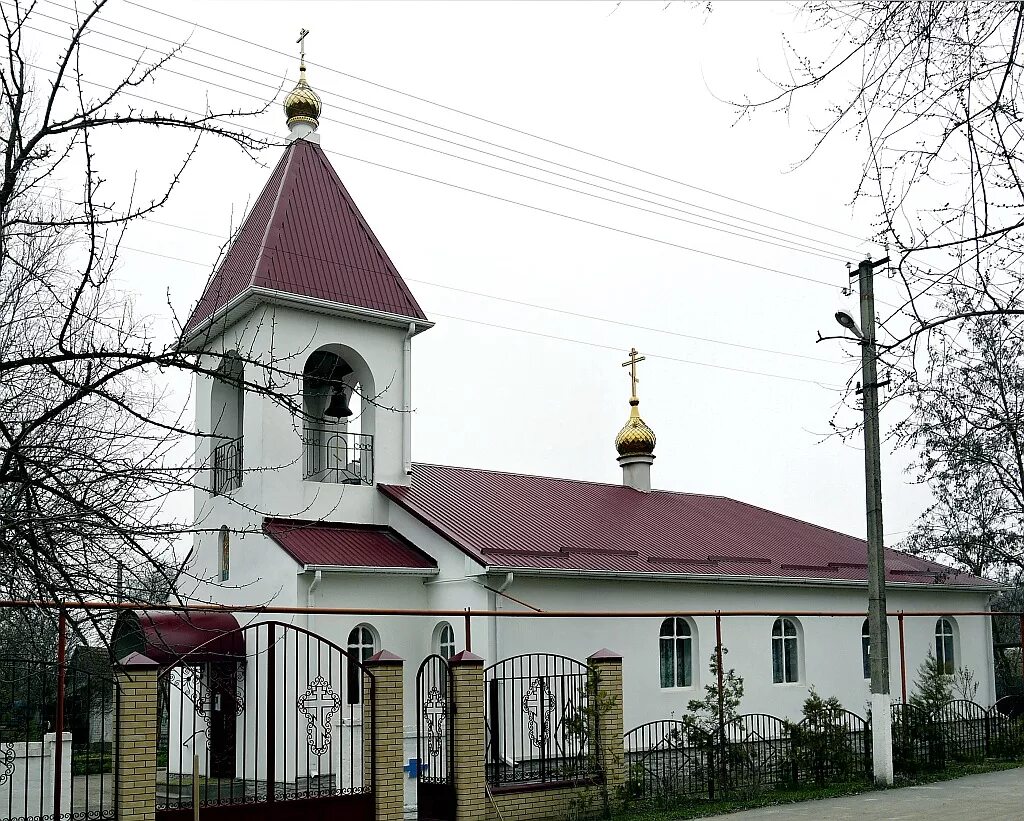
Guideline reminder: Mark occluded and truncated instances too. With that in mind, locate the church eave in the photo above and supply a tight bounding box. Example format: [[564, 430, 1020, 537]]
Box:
[[480, 565, 1003, 592], [297, 564, 439, 576], [182, 285, 434, 349]]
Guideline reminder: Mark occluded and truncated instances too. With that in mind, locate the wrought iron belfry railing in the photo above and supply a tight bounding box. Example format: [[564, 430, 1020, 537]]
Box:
[[303, 427, 374, 485], [211, 436, 243, 494], [484, 654, 599, 788]]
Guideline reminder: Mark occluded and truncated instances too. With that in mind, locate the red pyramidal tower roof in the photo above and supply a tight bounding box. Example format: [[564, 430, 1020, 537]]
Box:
[[183, 138, 428, 340]]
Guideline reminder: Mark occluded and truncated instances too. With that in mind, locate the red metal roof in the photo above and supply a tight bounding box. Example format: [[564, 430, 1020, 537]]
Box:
[[379, 464, 991, 588], [183, 139, 427, 337], [264, 518, 437, 570]]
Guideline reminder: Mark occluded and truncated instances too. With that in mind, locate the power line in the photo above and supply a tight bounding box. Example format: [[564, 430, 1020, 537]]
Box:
[[23, 3, 856, 263], [113, 243, 840, 386], [120, 0, 869, 245], [16, 54, 852, 293], [92, 205, 837, 364], [44, 0, 870, 253]]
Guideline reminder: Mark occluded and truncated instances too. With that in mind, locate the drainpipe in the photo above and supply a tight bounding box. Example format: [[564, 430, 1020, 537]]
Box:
[[306, 569, 322, 634], [403, 322, 415, 476], [488, 573, 514, 664]]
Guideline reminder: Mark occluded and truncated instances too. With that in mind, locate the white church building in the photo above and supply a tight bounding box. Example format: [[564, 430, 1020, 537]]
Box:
[[146, 57, 999, 807]]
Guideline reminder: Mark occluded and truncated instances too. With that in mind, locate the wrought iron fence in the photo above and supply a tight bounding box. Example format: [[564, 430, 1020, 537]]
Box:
[[622, 720, 710, 802], [892, 699, 1024, 773], [0, 655, 116, 820], [211, 437, 242, 494], [790, 708, 871, 786], [484, 654, 599, 788], [302, 428, 373, 485], [157, 621, 375, 813]]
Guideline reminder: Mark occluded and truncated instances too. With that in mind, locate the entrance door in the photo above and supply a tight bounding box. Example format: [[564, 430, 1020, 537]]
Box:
[[417, 655, 455, 821], [208, 662, 237, 778]]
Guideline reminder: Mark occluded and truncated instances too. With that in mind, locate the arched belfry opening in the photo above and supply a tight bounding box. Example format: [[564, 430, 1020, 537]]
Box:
[[210, 353, 244, 493], [302, 345, 375, 484]]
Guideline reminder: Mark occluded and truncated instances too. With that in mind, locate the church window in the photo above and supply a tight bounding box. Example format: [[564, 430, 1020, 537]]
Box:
[[659, 618, 693, 688], [347, 623, 377, 703], [218, 526, 229, 582], [861, 619, 870, 680], [935, 618, 955, 675], [771, 617, 799, 684], [434, 622, 456, 660]]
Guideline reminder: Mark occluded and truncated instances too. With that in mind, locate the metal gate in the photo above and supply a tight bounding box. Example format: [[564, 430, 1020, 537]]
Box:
[[156, 621, 375, 820], [416, 654, 455, 821]]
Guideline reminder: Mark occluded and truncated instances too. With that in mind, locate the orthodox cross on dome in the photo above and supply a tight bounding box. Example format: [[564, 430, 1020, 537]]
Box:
[[297, 27, 309, 68], [622, 347, 646, 400]]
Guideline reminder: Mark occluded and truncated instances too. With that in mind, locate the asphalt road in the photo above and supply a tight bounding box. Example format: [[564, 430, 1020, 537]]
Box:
[[693, 768, 1024, 820]]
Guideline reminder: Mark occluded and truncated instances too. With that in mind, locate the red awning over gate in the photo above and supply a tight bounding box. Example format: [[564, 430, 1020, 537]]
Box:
[[112, 610, 245, 664]]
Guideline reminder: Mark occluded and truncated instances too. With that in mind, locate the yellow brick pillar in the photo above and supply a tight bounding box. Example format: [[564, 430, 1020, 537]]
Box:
[[364, 650, 405, 821], [588, 649, 626, 806], [449, 650, 486, 821], [115, 652, 159, 821]]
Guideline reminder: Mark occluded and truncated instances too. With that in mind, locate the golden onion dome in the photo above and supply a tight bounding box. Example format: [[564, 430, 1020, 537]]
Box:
[[615, 398, 657, 457], [284, 65, 321, 128]]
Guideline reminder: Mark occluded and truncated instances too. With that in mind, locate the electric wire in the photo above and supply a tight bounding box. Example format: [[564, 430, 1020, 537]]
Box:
[[115, 243, 843, 387], [120, 0, 869, 245], [15, 53, 853, 293], [33, 0, 869, 259], [20, 3, 856, 263]]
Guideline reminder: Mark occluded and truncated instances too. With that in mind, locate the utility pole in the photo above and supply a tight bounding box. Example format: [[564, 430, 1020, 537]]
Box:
[[856, 256, 893, 785]]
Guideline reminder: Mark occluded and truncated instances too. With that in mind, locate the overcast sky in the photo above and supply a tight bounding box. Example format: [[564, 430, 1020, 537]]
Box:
[[27, 0, 933, 543]]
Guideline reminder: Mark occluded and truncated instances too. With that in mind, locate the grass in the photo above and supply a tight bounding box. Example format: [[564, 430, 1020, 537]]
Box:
[[610, 759, 1024, 820]]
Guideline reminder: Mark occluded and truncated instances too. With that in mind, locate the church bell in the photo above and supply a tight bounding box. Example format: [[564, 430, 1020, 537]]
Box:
[[324, 384, 353, 419]]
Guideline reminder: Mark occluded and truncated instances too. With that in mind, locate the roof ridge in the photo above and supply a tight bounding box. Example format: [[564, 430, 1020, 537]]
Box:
[[408, 460, 727, 498]]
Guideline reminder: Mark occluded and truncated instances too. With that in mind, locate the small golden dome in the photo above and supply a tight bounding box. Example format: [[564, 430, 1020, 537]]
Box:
[[284, 66, 321, 128], [615, 398, 656, 457]]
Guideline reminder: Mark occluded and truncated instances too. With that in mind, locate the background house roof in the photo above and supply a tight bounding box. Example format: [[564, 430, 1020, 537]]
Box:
[[264, 518, 437, 569], [380, 463, 992, 588], [183, 138, 428, 338]]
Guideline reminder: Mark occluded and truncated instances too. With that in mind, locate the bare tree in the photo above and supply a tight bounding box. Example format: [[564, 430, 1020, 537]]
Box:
[[896, 315, 1024, 581], [734, 3, 1024, 574], [736, 2, 1024, 353], [0, 0, 300, 624]]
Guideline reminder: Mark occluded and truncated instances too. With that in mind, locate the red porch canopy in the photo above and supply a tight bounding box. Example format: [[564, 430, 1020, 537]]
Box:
[[112, 610, 244, 665]]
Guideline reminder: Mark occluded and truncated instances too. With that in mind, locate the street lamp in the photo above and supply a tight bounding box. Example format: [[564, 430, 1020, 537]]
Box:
[[833, 257, 893, 786]]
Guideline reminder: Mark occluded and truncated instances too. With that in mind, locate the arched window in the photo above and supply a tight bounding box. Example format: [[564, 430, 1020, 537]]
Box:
[[861, 619, 870, 680], [772, 617, 799, 684], [218, 526, 230, 582], [659, 618, 693, 688], [935, 618, 955, 675], [434, 622, 456, 659], [347, 623, 377, 703]]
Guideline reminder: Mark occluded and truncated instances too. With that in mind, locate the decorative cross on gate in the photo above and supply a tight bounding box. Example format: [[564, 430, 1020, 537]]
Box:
[[522, 678, 555, 748], [297, 675, 341, 756], [422, 686, 447, 759]]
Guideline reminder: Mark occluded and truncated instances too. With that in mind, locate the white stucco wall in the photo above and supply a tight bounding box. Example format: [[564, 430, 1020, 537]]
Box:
[[486, 574, 995, 730]]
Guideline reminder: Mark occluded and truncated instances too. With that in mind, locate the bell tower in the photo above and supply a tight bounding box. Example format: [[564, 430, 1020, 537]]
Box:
[[183, 35, 432, 532]]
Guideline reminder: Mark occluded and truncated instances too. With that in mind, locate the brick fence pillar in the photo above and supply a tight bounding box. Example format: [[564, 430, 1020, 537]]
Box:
[[115, 652, 159, 821], [589, 649, 625, 805], [449, 650, 486, 821], [364, 650, 404, 821]]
